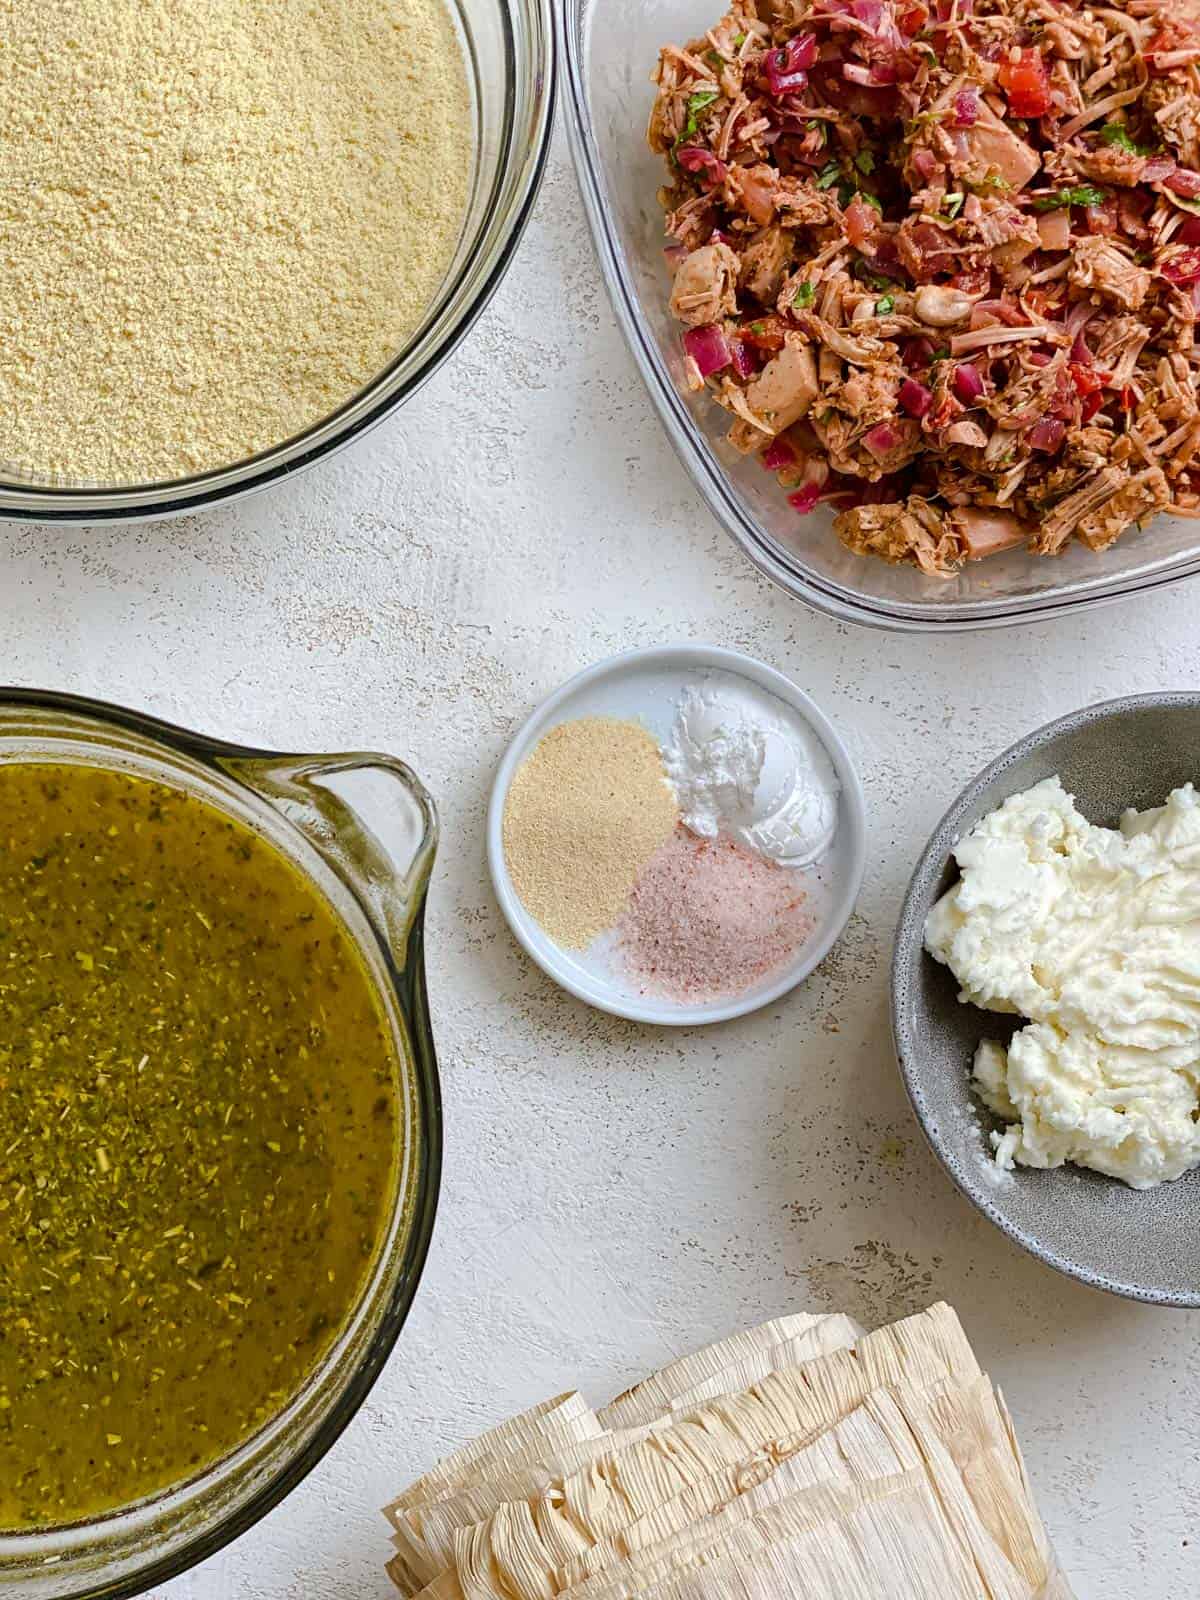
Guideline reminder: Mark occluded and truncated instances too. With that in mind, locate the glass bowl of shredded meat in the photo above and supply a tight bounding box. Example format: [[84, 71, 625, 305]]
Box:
[[563, 0, 1200, 628]]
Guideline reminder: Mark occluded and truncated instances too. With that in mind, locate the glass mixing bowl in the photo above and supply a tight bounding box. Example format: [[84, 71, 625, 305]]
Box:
[[0, 691, 441, 1599], [561, 0, 1200, 631], [0, 0, 553, 524]]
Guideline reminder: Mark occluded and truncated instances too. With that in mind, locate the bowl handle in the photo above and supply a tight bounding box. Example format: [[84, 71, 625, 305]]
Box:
[[220, 751, 438, 972]]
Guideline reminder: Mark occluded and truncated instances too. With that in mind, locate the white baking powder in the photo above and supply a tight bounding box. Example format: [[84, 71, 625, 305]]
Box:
[[662, 677, 839, 866]]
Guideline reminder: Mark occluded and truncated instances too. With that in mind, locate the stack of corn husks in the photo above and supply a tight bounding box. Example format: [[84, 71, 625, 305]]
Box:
[[382, 1303, 1073, 1600]]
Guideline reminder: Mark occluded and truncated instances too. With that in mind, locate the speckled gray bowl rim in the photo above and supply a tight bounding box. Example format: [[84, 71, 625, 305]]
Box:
[[892, 691, 1200, 1307]]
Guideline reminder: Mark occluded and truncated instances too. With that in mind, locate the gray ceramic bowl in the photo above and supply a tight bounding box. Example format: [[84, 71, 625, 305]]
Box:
[[893, 693, 1200, 1306]]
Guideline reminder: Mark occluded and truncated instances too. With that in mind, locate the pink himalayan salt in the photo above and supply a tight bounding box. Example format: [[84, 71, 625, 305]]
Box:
[[616, 826, 812, 1003]]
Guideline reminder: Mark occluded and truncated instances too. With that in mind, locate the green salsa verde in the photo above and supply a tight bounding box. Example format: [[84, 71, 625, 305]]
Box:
[[0, 762, 401, 1529]]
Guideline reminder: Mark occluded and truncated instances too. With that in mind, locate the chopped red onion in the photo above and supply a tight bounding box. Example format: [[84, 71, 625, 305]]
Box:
[[1178, 216, 1200, 246], [728, 337, 757, 379], [676, 146, 727, 185], [912, 147, 937, 180], [863, 421, 900, 458], [1069, 330, 1093, 366], [851, 0, 884, 27], [764, 35, 817, 95], [683, 324, 732, 377], [898, 377, 933, 417], [1162, 247, 1200, 286], [953, 363, 984, 403], [843, 60, 899, 85], [1084, 200, 1117, 236], [953, 87, 979, 126], [1167, 168, 1200, 198], [1143, 154, 1177, 183], [1028, 417, 1065, 453], [787, 482, 822, 513], [762, 437, 797, 470]]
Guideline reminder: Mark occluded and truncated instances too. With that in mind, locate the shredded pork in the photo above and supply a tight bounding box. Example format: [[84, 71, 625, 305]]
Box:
[[651, 0, 1200, 574]]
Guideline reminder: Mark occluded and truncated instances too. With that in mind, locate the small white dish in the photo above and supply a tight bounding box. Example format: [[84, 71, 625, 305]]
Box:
[[487, 644, 867, 1025]]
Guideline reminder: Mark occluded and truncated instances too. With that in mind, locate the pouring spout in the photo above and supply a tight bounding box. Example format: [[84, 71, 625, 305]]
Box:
[[224, 752, 438, 971]]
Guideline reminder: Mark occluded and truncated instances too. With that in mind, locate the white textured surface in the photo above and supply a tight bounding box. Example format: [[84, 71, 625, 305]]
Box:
[[4, 125, 1198, 1598]]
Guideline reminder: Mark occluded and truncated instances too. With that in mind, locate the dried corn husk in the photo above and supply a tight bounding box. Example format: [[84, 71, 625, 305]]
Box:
[[631, 1471, 997, 1600], [559, 1375, 1053, 1600], [385, 1394, 606, 1594], [396, 1431, 646, 1588], [383, 1304, 1074, 1600], [599, 1315, 833, 1430], [387, 1393, 602, 1522], [447, 1306, 980, 1600], [665, 1315, 863, 1415]]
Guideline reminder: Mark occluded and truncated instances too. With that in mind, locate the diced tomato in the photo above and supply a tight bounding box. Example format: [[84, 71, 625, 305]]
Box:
[[950, 266, 992, 297], [997, 48, 1052, 119], [739, 315, 789, 354], [1022, 288, 1064, 319], [1070, 364, 1108, 397], [898, 3, 928, 35], [1080, 391, 1104, 423], [844, 195, 878, 250], [1120, 386, 1138, 412], [1145, 29, 1175, 73]]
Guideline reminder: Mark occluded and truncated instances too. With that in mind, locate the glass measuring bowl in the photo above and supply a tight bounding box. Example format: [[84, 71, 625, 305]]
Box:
[[0, 690, 440, 1599]]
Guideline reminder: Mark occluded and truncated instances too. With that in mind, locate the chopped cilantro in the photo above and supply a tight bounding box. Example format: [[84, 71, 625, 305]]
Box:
[[815, 159, 842, 190], [807, 120, 828, 146], [942, 191, 965, 219], [686, 90, 719, 124], [875, 293, 895, 314], [930, 347, 951, 363], [733, 30, 746, 45], [1032, 185, 1107, 211], [855, 150, 876, 175], [977, 173, 1012, 192], [672, 90, 720, 154], [794, 281, 816, 307], [852, 262, 892, 289], [749, 321, 766, 334], [1099, 123, 1147, 155], [859, 192, 883, 213]]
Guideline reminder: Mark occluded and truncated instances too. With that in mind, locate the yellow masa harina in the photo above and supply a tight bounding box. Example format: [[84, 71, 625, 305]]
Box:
[[0, 0, 471, 485]]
